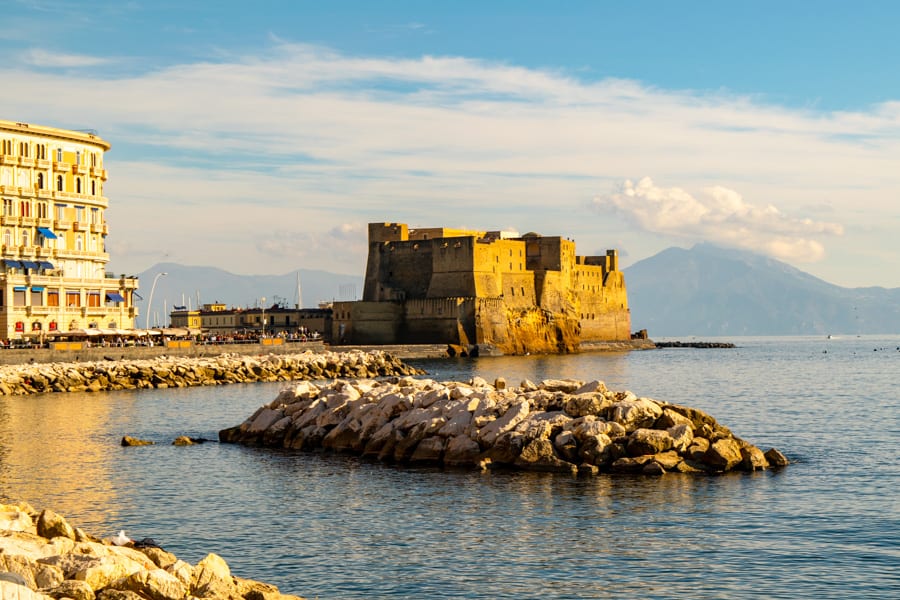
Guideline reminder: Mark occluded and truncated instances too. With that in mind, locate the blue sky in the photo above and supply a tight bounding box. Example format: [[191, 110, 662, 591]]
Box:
[[3, 1, 899, 287]]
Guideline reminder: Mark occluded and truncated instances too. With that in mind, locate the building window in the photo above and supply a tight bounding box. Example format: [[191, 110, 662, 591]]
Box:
[[66, 291, 80, 307], [76, 151, 81, 165], [47, 290, 59, 307], [76, 179, 82, 194], [91, 181, 96, 195], [31, 289, 42, 306], [21, 231, 29, 247], [49, 320, 57, 331], [3, 229, 10, 247], [15, 321, 24, 332], [76, 235, 83, 251], [13, 290, 26, 306], [56, 148, 62, 162], [91, 153, 97, 167], [75, 206, 84, 222], [37, 173, 44, 189], [87, 291, 101, 307], [55, 204, 65, 220], [57, 175, 63, 191]]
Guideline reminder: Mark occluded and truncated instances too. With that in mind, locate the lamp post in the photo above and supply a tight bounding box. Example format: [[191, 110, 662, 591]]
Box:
[[146, 272, 167, 329], [260, 296, 266, 338]]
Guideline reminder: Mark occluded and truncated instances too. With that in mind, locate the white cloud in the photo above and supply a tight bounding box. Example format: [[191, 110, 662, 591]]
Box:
[[593, 177, 844, 262], [2, 41, 899, 285], [19, 49, 110, 68]]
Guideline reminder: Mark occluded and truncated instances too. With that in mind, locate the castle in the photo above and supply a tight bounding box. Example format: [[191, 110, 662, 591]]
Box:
[[332, 222, 630, 354], [0, 120, 139, 341]]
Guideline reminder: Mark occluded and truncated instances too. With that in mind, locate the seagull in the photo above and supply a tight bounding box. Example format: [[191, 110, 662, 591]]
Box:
[[111, 530, 132, 546]]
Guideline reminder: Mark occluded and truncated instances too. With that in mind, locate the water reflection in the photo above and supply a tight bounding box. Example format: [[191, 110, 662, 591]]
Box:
[[0, 392, 121, 520]]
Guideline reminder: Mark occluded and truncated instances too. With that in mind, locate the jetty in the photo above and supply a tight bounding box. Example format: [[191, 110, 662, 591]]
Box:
[[0, 350, 422, 396]]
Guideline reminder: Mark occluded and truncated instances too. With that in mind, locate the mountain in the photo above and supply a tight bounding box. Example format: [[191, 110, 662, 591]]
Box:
[[133, 263, 363, 326], [623, 243, 900, 336]]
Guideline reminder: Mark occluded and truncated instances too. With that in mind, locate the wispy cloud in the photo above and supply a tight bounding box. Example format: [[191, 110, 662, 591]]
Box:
[[593, 178, 844, 262], [2, 41, 898, 284], [20, 48, 111, 68]]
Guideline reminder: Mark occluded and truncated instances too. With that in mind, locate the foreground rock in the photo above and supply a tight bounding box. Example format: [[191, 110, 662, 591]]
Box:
[[221, 377, 787, 475], [0, 350, 422, 396], [0, 500, 304, 599]]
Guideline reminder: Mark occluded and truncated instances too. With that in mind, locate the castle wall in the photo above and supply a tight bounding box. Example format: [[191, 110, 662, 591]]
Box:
[[428, 238, 478, 298], [363, 240, 434, 301], [332, 301, 402, 344], [402, 297, 475, 345]]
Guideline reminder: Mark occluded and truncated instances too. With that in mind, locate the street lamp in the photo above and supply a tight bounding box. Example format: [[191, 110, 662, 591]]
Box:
[[146, 272, 167, 329], [260, 296, 266, 338]]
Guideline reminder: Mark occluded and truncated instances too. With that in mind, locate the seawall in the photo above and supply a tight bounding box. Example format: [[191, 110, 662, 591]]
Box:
[[0, 350, 423, 396]]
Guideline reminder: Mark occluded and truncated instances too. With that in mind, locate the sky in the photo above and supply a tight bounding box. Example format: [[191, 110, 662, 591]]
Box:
[[2, 0, 899, 288]]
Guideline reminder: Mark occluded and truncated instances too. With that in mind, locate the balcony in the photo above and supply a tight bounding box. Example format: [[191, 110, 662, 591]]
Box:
[[37, 189, 53, 199], [34, 247, 57, 258], [21, 217, 36, 227], [36, 159, 51, 169], [53, 162, 70, 172], [18, 246, 35, 258], [0, 215, 20, 226], [54, 220, 72, 230], [72, 164, 84, 175], [37, 218, 53, 227], [19, 187, 36, 198], [0, 155, 17, 166], [73, 221, 89, 232]]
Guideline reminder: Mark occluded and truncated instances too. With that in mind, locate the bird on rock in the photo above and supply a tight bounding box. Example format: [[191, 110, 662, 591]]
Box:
[[111, 530, 132, 546]]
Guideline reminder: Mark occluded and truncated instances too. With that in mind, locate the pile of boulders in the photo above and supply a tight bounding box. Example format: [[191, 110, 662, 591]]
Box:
[[0, 350, 423, 396], [0, 500, 304, 599], [221, 376, 788, 475]]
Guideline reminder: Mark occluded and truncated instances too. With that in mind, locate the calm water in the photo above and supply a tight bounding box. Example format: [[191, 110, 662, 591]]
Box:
[[1, 336, 898, 599]]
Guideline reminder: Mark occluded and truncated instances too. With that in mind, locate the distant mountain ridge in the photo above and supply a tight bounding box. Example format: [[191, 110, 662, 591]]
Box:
[[134, 263, 363, 326], [135, 247, 900, 336], [624, 243, 900, 336]]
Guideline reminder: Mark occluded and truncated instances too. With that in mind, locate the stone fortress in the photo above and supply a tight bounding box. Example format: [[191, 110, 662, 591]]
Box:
[[332, 222, 630, 354]]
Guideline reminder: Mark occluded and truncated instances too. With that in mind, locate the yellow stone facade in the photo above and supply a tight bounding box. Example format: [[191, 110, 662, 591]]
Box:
[[334, 222, 630, 354], [0, 119, 139, 341]]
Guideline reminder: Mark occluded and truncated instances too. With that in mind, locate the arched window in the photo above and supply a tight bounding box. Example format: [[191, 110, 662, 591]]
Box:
[[76, 235, 83, 251], [3, 229, 10, 247], [37, 173, 44, 189], [21, 231, 29, 247], [76, 179, 82, 194], [57, 175, 63, 191], [91, 181, 96, 195]]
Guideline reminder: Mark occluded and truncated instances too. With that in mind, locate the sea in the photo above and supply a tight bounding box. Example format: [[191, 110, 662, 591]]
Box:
[[1, 336, 898, 599]]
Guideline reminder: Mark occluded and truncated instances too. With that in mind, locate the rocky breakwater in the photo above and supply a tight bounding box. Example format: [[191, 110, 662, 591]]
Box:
[[0, 350, 422, 396], [220, 377, 788, 475], [0, 500, 304, 599]]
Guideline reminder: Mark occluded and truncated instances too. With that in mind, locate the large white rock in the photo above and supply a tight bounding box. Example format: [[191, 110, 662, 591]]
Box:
[[607, 398, 663, 432], [477, 399, 531, 446]]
